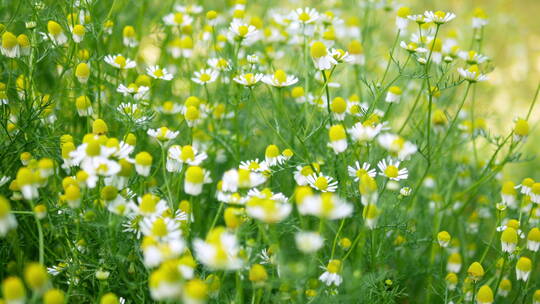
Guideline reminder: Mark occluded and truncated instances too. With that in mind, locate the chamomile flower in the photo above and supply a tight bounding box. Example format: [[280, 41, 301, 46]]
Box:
[[306, 173, 338, 193], [131, 193, 168, 218], [395, 6, 411, 30], [472, 8, 488, 28], [71, 24, 85, 43], [363, 203, 380, 229], [328, 124, 348, 154], [292, 7, 319, 24], [229, 20, 258, 39], [295, 231, 324, 253], [117, 84, 150, 100], [141, 236, 186, 268], [163, 12, 193, 27], [208, 58, 231, 71], [134, 152, 153, 177], [264, 144, 285, 167], [221, 169, 266, 192], [122, 25, 138, 47], [167, 145, 207, 173], [424, 11, 456, 24], [239, 159, 269, 173], [348, 40, 365, 65], [348, 120, 384, 142], [294, 164, 320, 186], [104, 54, 136, 70], [192, 69, 219, 85], [46, 20, 68, 45], [385, 86, 403, 103], [300, 193, 353, 219], [262, 69, 298, 87], [458, 65, 487, 82], [319, 260, 342, 286], [527, 228, 540, 252], [348, 161, 376, 182], [2, 276, 26, 304], [0, 196, 17, 237], [147, 66, 173, 81], [233, 72, 264, 86], [140, 217, 183, 243], [311, 41, 337, 70], [476, 285, 494, 304], [400, 41, 427, 53], [245, 195, 292, 223], [377, 133, 417, 160], [184, 166, 212, 196], [193, 227, 242, 270], [157, 101, 182, 114], [147, 127, 179, 142], [516, 257, 532, 282], [1, 32, 20, 58], [447, 252, 462, 272], [378, 158, 408, 181]]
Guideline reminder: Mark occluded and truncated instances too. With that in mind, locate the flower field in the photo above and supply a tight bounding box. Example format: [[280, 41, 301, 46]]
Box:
[[0, 0, 539, 303]]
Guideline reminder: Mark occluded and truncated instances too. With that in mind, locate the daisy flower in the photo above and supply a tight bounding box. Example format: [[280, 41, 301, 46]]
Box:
[[1, 32, 20, 58], [292, 7, 319, 24], [191, 69, 219, 85], [184, 166, 212, 196], [328, 124, 348, 154], [0, 196, 17, 237], [229, 20, 258, 39], [348, 40, 365, 65], [239, 159, 269, 173], [300, 193, 353, 219], [147, 66, 173, 81], [306, 173, 338, 193], [377, 133, 418, 160], [295, 231, 324, 253], [424, 11, 456, 24], [294, 164, 320, 186], [458, 50, 488, 65], [208, 58, 231, 71], [516, 178, 535, 195], [141, 236, 186, 268], [472, 8, 488, 29], [385, 86, 403, 103], [516, 257, 532, 282], [46, 20, 68, 45], [122, 25, 138, 47], [400, 41, 428, 53], [140, 217, 183, 243], [311, 41, 337, 70], [245, 196, 292, 224], [221, 169, 267, 192], [163, 12, 193, 27], [167, 145, 207, 173], [104, 54, 136, 70], [378, 158, 409, 181], [348, 161, 377, 182], [117, 84, 150, 100], [193, 227, 243, 270], [319, 260, 343, 286], [147, 127, 179, 142], [348, 121, 383, 142], [130, 193, 168, 218], [156, 101, 182, 114], [262, 69, 298, 87], [395, 6, 411, 30], [458, 65, 488, 82], [233, 73, 264, 87]]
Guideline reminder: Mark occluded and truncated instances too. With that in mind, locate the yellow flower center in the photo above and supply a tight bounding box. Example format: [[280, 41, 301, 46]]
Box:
[[299, 12, 311, 22], [310, 41, 327, 58], [314, 176, 328, 190], [384, 165, 399, 178], [274, 69, 287, 84], [114, 56, 127, 68]]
